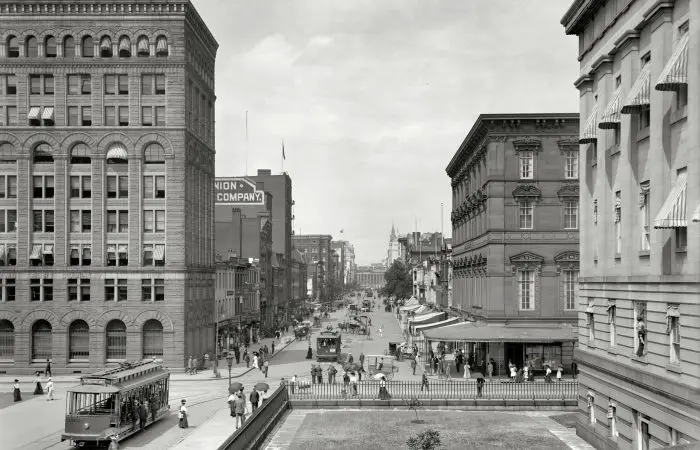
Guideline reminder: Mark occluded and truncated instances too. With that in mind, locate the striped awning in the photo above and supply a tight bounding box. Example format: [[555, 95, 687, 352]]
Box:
[[138, 37, 149, 53], [156, 36, 168, 53], [118, 245, 128, 253], [621, 65, 651, 114], [30, 244, 42, 259], [119, 37, 130, 52], [106, 142, 128, 160], [0, 245, 5, 259], [598, 86, 623, 129], [693, 204, 700, 223], [656, 34, 689, 91], [654, 171, 687, 229], [153, 245, 165, 261], [28, 107, 41, 120], [107, 245, 116, 253], [43, 244, 53, 255], [41, 107, 54, 121], [100, 36, 112, 50], [579, 104, 598, 143]]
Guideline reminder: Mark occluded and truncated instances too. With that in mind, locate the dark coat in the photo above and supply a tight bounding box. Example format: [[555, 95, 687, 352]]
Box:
[[138, 404, 148, 421], [250, 391, 260, 405]]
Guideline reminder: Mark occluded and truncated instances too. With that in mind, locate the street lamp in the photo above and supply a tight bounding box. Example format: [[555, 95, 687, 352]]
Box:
[[226, 354, 234, 386]]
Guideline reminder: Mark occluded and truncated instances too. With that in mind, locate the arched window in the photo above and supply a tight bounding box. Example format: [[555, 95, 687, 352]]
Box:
[[70, 143, 91, 164], [99, 36, 112, 57], [31, 319, 52, 361], [118, 36, 131, 57], [82, 35, 94, 58], [106, 142, 128, 164], [44, 36, 57, 57], [7, 35, 19, 58], [68, 320, 89, 360], [155, 35, 168, 57], [0, 143, 16, 163], [0, 320, 14, 361], [137, 35, 149, 57], [144, 143, 166, 164], [105, 320, 127, 360], [142, 319, 163, 358], [33, 143, 53, 164], [26, 36, 38, 57], [63, 35, 75, 57]]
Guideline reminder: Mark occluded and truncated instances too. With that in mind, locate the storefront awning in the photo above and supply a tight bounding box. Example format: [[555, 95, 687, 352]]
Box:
[[43, 244, 53, 255], [28, 107, 41, 120], [414, 317, 460, 334], [579, 104, 598, 143], [422, 322, 577, 343], [30, 244, 42, 259], [153, 245, 165, 261], [41, 107, 55, 121], [598, 86, 623, 129], [621, 65, 651, 114], [655, 33, 689, 91], [653, 170, 687, 229], [409, 311, 445, 326], [400, 303, 422, 312], [693, 204, 700, 223], [106, 143, 128, 160]]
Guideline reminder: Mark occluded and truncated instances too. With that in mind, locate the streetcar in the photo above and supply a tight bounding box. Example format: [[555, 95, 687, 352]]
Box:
[[316, 330, 342, 362], [61, 360, 170, 448]]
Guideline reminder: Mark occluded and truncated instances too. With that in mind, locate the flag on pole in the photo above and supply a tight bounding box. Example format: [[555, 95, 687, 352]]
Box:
[[339, 229, 344, 233], [282, 141, 286, 160]]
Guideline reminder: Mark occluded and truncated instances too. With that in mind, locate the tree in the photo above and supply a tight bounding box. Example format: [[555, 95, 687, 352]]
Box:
[[404, 397, 423, 423], [406, 429, 442, 450], [380, 260, 413, 300]]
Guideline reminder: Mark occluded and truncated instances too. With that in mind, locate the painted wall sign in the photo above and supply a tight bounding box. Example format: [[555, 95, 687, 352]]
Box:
[[215, 177, 264, 205]]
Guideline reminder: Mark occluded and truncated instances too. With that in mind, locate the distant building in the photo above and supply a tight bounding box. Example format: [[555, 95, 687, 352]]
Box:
[[562, 0, 700, 447], [356, 265, 385, 291], [292, 234, 332, 303], [290, 249, 308, 314], [332, 240, 357, 291], [386, 223, 402, 267]]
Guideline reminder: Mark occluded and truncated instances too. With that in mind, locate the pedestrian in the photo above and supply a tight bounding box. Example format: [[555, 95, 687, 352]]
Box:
[[528, 362, 535, 382], [455, 351, 463, 375], [545, 365, 552, 383], [233, 392, 246, 429], [523, 364, 529, 382], [263, 360, 269, 378], [378, 326, 383, 338], [250, 389, 260, 412], [420, 372, 429, 392], [571, 361, 578, 379], [289, 375, 297, 394], [486, 361, 493, 380], [13, 379, 21, 402], [245, 353, 250, 368], [509, 362, 517, 380], [45, 358, 52, 377], [271, 341, 275, 355], [476, 376, 485, 398], [178, 399, 189, 428], [234, 347, 240, 365], [348, 353, 354, 364], [557, 366, 563, 382], [317, 365, 324, 384], [310, 365, 317, 385], [328, 364, 337, 384], [253, 353, 259, 370], [343, 371, 350, 388], [411, 358, 417, 375], [359, 352, 365, 369], [33, 371, 44, 395], [45, 377, 55, 401], [349, 372, 358, 396], [150, 394, 159, 422], [378, 376, 391, 400], [306, 345, 313, 359], [138, 400, 148, 430]]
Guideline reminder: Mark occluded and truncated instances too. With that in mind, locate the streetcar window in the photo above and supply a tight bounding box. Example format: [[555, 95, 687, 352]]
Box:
[[68, 392, 115, 415]]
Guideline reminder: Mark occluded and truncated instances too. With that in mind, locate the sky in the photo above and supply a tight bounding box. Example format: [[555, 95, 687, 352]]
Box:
[[194, 0, 580, 265]]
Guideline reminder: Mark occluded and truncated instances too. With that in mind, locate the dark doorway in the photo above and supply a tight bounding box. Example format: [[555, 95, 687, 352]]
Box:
[[505, 343, 524, 368]]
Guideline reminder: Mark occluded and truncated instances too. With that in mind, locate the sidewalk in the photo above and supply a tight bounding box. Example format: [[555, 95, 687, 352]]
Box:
[[0, 332, 297, 385]]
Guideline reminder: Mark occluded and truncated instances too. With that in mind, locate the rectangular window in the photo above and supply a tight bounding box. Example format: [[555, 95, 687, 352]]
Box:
[[107, 175, 128, 198], [45, 74, 55, 94], [141, 74, 153, 95], [68, 278, 90, 302], [675, 227, 687, 250], [143, 210, 154, 232], [155, 210, 165, 232], [609, 402, 618, 437], [106, 211, 128, 234], [155, 74, 165, 94], [104, 106, 116, 126], [633, 302, 646, 357], [155, 106, 165, 126], [587, 300, 595, 343], [518, 270, 534, 310], [615, 191, 622, 255], [6, 106, 17, 126], [69, 210, 80, 232], [70, 176, 91, 198], [81, 106, 92, 126], [639, 105, 651, 130], [640, 187, 650, 251], [81, 210, 91, 232], [32, 175, 54, 198], [676, 85, 688, 109], [564, 270, 577, 310], [105, 279, 128, 302], [1, 279, 16, 302], [565, 151, 578, 179], [142, 278, 165, 302], [0, 209, 16, 233], [106, 245, 128, 267], [80, 74, 91, 94], [30, 75, 41, 94], [67, 74, 80, 95], [32, 210, 43, 232], [143, 244, 154, 266], [608, 303, 616, 348], [1, 176, 16, 199], [143, 175, 166, 198], [142, 106, 153, 126], [69, 245, 89, 266], [118, 74, 128, 95], [669, 313, 681, 365], [519, 201, 533, 230], [564, 200, 578, 229], [118, 106, 128, 126], [30, 278, 53, 301], [67, 106, 79, 126], [104, 74, 116, 95], [5, 74, 17, 95], [519, 151, 534, 179], [119, 211, 128, 232]]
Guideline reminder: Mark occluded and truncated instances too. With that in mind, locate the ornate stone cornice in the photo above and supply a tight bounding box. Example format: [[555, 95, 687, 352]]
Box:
[[512, 138, 541, 153], [612, 30, 640, 58], [574, 74, 594, 91], [557, 139, 579, 154], [591, 55, 614, 75], [554, 251, 580, 273], [509, 251, 544, 275], [557, 184, 580, 198], [512, 184, 542, 200]]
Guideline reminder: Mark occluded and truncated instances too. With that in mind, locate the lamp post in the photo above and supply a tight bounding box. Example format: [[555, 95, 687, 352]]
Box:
[[213, 310, 222, 378], [226, 354, 234, 387]]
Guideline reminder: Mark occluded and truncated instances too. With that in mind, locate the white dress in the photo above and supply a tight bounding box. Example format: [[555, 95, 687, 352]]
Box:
[[463, 364, 470, 379], [253, 356, 259, 369], [510, 366, 517, 378]]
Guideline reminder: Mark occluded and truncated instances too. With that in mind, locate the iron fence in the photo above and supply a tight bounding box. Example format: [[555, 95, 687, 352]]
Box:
[[287, 379, 578, 401]]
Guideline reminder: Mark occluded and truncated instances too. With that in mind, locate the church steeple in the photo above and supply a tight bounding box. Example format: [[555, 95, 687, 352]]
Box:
[[390, 222, 396, 240]]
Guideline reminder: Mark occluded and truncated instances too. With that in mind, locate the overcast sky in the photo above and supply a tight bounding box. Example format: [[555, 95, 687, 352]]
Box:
[[195, 0, 580, 265]]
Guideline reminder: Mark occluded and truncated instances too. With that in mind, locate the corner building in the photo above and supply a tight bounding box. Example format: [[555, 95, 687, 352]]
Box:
[[562, 0, 700, 447], [0, 0, 218, 374]]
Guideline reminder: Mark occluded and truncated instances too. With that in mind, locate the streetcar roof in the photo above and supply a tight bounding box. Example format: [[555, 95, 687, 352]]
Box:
[[70, 367, 169, 394]]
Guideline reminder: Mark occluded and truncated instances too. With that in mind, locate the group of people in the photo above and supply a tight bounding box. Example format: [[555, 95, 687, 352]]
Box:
[[507, 360, 563, 382], [12, 370, 55, 403], [226, 387, 266, 429]]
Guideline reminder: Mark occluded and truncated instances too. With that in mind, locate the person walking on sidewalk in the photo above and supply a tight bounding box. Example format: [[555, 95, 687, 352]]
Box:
[[13, 379, 22, 402], [178, 399, 189, 428], [250, 389, 260, 412], [45, 377, 55, 401], [45, 359, 52, 377], [328, 363, 337, 384], [263, 360, 269, 378], [244, 352, 250, 368], [411, 358, 417, 375], [271, 341, 275, 355], [234, 346, 240, 365], [233, 393, 246, 429], [33, 372, 44, 395], [420, 372, 429, 392], [359, 352, 365, 370]]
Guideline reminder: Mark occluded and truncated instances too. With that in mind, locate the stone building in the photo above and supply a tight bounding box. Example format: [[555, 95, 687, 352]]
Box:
[[292, 234, 332, 303], [444, 113, 580, 372], [355, 265, 384, 291], [0, 0, 217, 373], [562, 0, 700, 447]]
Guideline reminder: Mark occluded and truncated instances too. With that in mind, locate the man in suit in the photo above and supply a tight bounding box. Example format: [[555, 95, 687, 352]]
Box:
[[250, 389, 260, 412], [138, 400, 149, 430]]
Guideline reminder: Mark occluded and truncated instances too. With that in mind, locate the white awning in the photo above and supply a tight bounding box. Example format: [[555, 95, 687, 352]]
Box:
[[0, 245, 5, 259], [621, 65, 651, 114], [598, 86, 623, 129], [106, 142, 128, 160], [156, 37, 168, 53], [106, 245, 117, 253], [414, 317, 460, 333], [118, 245, 128, 253], [654, 171, 687, 229], [100, 37, 111, 51], [585, 305, 594, 313], [153, 245, 165, 261], [28, 107, 41, 120], [119, 37, 130, 52], [138, 37, 149, 53], [43, 244, 53, 255], [656, 34, 689, 91], [693, 204, 700, 223], [579, 104, 598, 144], [41, 107, 54, 121], [30, 244, 42, 259]]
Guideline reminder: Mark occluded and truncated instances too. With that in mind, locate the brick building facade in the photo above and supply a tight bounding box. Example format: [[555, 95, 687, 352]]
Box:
[[0, 0, 217, 373], [292, 234, 332, 303], [562, 0, 700, 447]]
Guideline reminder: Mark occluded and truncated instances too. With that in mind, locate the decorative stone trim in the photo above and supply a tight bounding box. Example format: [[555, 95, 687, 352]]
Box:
[[60, 132, 97, 153], [18, 309, 61, 332], [23, 132, 60, 153], [557, 184, 580, 199], [509, 251, 544, 276], [512, 138, 542, 153], [0, 132, 22, 150], [96, 132, 135, 157], [132, 310, 175, 332], [554, 251, 580, 273], [512, 184, 542, 200], [59, 309, 98, 328], [95, 310, 133, 330], [557, 139, 579, 153], [639, 181, 650, 208]]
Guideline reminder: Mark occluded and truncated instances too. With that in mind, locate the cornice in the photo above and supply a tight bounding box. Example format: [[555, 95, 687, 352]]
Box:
[[0, 62, 186, 71], [557, 139, 580, 153], [612, 30, 640, 56], [590, 55, 614, 75], [574, 74, 594, 91], [512, 138, 541, 153], [561, 0, 600, 35], [641, 1, 675, 33]]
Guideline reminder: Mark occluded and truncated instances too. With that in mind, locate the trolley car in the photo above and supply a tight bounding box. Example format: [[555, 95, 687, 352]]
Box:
[[61, 360, 170, 448], [316, 330, 342, 362]]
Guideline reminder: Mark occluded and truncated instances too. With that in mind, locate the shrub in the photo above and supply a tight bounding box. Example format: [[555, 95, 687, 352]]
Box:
[[406, 429, 442, 450]]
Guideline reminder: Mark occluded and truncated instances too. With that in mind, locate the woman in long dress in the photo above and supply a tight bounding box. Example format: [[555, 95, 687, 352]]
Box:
[[178, 399, 188, 428], [378, 377, 391, 400], [252, 353, 259, 370], [463, 362, 470, 379], [33, 372, 44, 395], [13, 379, 21, 402]]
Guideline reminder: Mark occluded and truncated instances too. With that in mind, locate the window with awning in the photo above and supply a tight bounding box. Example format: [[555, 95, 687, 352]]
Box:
[[119, 36, 131, 57], [29, 244, 42, 259], [653, 170, 687, 229], [137, 36, 149, 56], [621, 65, 651, 114], [100, 36, 112, 57], [43, 244, 53, 255], [156, 36, 168, 56], [106, 142, 128, 162], [655, 33, 689, 91], [598, 86, 623, 129], [579, 104, 598, 143], [153, 245, 165, 262], [41, 107, 54, 123], [27, 107, 41, 121]]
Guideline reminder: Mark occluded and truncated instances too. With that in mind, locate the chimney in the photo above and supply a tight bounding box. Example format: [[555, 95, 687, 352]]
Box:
[[257, 169, 272, 176]]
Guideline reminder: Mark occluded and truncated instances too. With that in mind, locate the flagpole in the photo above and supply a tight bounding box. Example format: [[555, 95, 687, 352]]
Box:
[[281, 140, 285, 174], [245, 110, 249, 176]]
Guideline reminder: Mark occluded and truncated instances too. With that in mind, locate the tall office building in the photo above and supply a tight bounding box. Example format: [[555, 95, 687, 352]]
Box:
[[0, 0, 217, 373], [562, 0, 699, 447]]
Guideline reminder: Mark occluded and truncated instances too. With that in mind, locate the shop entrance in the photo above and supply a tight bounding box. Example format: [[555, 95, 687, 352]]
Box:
[[505, 342, 524, 368]]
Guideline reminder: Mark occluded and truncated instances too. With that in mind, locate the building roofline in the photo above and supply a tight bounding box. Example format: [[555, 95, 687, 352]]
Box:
[[445, 113, 579, 177]]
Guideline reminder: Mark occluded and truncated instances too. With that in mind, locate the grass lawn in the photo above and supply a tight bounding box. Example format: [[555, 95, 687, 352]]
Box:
[[287, 410, 571, 450]]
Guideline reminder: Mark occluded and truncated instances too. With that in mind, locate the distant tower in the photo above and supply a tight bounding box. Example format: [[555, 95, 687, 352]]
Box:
[[387, 222, 400, 267]]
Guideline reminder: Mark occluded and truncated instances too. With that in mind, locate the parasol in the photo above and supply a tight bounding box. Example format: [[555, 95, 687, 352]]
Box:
[[228, 382, 243, 394], [373, 373, 386, 380], [254, 382, 270, 392]]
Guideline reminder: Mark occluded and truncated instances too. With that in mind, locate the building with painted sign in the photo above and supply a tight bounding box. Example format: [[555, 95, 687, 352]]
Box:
[[0, 1, 217, 373]]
